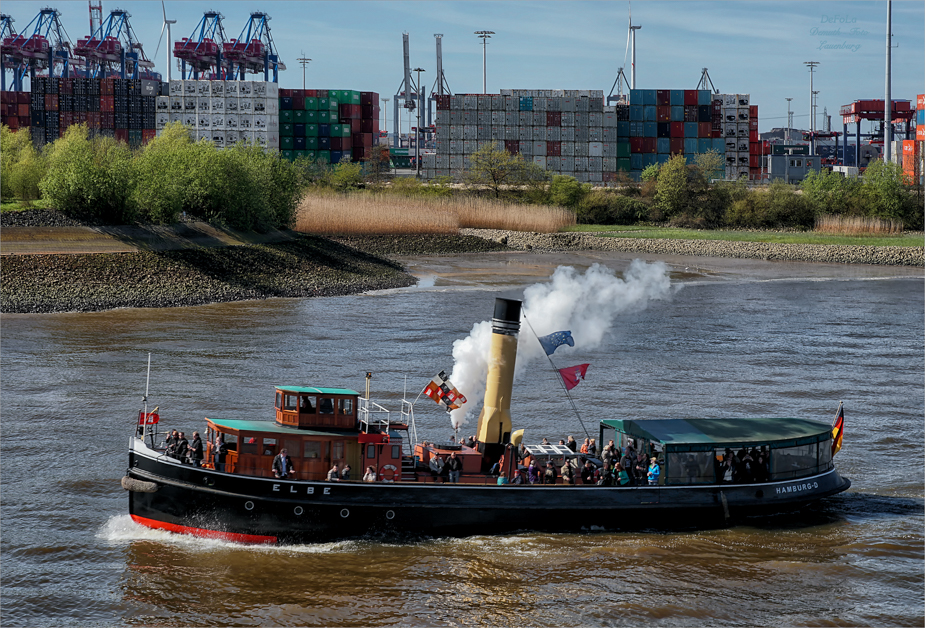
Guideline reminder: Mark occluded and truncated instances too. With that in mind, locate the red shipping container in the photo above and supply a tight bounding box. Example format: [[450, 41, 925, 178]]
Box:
[[330, 137, 347, 151], [546, 111, 561, 126], [656, 90, 670, 106], [749, 105, 758, 118], [670, 137, 684, 154], [87, 112, 100, 128], [291, 95, 304, 110], [917, 94, 925, 109], [360, 119, 379, 134], [434, 94, 450, 110], [0, 91, 9, 104], [698, 122, 712, 137], [100, 112, 114, 128], [712, 129, 723, 139], [349, 119, 363, 133], [750, 141, 761, 154], [670, 121, 684, 137], [19, 92, 30, 104], [630, 137, 644, 153], [656, 106, 670, 122], [749, 129, 759, 142], [642, 137, 657, 153], [6, 117, 19, 130], [18, 103, 29, 116], [100, 96, 114, 112], [546, 140, 561, 156], [504, 139, 520, 154], [750, 155, 760, 168], [115, 128, 128, 143], [361, 105, 380, 119], [339, 104, 361, 119], [61, 112, 74, 125], [45, 94, 59, 110], [101, 79, 114, 95], [142, 129, 156, 144], [352, 132, 372, 148], [684, 89, 698, 106]]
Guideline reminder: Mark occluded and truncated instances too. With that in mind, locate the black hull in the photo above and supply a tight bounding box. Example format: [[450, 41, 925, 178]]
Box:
[[126, 443, 852, 544]]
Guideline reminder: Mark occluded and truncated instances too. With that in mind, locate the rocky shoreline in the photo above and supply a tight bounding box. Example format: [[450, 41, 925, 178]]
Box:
[[1, 210, 921, 314]]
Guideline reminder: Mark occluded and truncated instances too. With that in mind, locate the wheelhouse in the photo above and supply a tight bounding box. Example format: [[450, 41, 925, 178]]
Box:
[[600, 417, 835, 485]]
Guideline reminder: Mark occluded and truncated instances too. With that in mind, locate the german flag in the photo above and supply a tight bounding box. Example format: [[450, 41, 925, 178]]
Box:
[[831, 403, 844, 456]]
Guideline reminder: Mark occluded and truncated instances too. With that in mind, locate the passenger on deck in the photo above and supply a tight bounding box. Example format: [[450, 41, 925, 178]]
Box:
[[188, 432, 204, 467], [511, 469, 524, 484], [620, 448, 637, 486], [340, 464, 352, 481], [429, 455, 445, 482], [588, 439, 597, 456], [561, 461, 575, 485], [756, 446, 770, 482], [558, 439, 566, 446], [635, 452, 649, 483], [541, 438, 550, 445], [446, 452, 462, 484], [489, 454, 503, 476], [527, 461, 539, 484], [601, 444, 615, 468], [647, 457, 660, 485], [273, 449, 295, 479], [363, 466, 376, 482], [176, 432, 190, 462], [214, 434, 227, 472], [543, 461, 558, 484], [684, 455, 700, 484], [465, 435, 476, 448], [615, 462, 631, 486], [165, 430, 180, 458], [326, 462, 341, 481], [580, 438, 590, 454], [566, 436, 577, 452], [580, 460, 595, 484]]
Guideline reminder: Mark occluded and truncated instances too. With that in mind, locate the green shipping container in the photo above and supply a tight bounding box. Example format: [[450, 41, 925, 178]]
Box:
[[317, 98, 329, 110], [280, 136, 294, 150], [281, 150, 293, 161], [294, 150, 310, 161], [327, 90, 338, 101], [305, 110, 318, 123], [280, 123, 294, 137], [280, 110, 293, 123], [304, 97, 318, 111], [331, 124, 351, 138], [305, 137, 319, 150], [293, 110, 307, 123], [616, 142, 631, 158], [327, 111, 339, 124], [339, 90, 360, 105], [316, 150, 331, 164], [328, 99, 339, 111], [617, 158, 631, 171], [305, 124, 318, 138]]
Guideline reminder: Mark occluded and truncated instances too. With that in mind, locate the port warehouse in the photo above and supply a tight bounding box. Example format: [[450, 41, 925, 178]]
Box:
[[2, 80, 922, 181]]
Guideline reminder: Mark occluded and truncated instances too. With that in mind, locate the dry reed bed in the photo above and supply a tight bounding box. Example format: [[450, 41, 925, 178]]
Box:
[[815, 214, 904, 235], [295, 193, 574, 235]]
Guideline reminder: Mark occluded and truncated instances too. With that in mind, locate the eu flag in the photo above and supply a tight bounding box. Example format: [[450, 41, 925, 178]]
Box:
[[538, 331, 575, 356]]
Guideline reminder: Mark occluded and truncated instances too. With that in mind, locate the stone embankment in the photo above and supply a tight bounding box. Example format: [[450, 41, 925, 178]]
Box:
[[462, 229, 925, 267]]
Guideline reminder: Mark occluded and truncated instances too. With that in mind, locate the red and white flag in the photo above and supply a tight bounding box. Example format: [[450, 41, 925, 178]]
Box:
[[558, 364, 590, 391], [422, 371, 467, 411]]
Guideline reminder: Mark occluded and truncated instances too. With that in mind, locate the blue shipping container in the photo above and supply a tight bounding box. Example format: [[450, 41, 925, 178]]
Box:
[[670, 90, 684, 106], [643, 105, 657, 121], [671, 106, 684, 122], [629, 89, 643, 105], [698, 138, 713, 153], [685, 122, 698, 137], [712, 138, 726, 152], [318, 136, 331, 150], [519, 97, 533, 111], [685, 138, 698, 153], [617, 120, 630, 137], [642, 153, 657, 167], [657, 137, 670, 153], [630, 105, 644, 121], [630, 153, 643, 169], [318, 123, 331, 137], [656, 153, 671, 164], [644, 121, 657, 137], [630, 121, 644, 136], [698, 90, 712, 106], [331, 150, 344, 163], [642, 89, 657, 105]]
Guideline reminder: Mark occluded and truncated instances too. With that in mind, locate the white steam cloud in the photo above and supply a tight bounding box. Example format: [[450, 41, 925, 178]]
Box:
[[448, 260, 673, 428]]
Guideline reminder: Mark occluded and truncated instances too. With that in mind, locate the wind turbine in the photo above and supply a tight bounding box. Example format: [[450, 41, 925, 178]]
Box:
[[153, 0, 176, 82]]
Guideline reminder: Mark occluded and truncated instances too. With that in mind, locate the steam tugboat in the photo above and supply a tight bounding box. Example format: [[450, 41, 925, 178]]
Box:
[[123, 298, 851, 544]]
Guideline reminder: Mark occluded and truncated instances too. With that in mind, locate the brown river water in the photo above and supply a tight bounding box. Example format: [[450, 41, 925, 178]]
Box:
[[1, 250, 922, 627]]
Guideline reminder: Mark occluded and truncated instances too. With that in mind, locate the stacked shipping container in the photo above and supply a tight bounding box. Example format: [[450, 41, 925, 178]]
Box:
[[0, 91, 31, 130], [423, 88, 731, 182], [278, 88, 380, 164], [27, 76, 159, 148], [158, 80, 280, 149]]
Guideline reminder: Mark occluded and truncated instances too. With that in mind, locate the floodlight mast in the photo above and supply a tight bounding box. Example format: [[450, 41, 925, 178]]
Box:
[[474, 30, 493, 93], [804, 61, 819, 155]]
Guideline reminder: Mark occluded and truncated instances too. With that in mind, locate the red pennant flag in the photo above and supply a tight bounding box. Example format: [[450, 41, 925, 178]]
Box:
[[559, 364, 590, 391]]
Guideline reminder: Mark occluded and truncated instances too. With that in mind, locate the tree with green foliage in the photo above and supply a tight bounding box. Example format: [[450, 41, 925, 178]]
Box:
[[465, 143, 547, 199], [40, 124, 136, 223], [693, 150, 725, 183], [132, 122, 194, 223], [640, 163, 660, 182], [2, 124, 46, 202], [860, 159, 918, 227], [329, 155, 364, 193], [800, 168, 860, 216], [549, 174, 590, 208], [654, 154, 690, 219]]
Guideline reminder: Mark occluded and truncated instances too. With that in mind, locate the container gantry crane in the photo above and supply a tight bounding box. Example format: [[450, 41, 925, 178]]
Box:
[[73, 8, 159, 80], [0, 7, 75, 91], [174, 10, 228, 80], [0, 13, 22, 91], [223, 12, 284, 82]]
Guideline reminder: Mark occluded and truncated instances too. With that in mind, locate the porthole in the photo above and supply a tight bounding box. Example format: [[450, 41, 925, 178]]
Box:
[[294, 506, 304, 516], [244, 501, 255, 511], [340, 508, 350, 518], [386, 510, 395, 520]]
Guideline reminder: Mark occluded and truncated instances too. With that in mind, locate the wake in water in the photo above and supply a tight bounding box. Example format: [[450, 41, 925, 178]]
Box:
[[448, 260, 673, 428]]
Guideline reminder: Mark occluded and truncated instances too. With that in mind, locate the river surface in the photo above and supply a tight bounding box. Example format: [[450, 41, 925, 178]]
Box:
[[2, 250, 923, 627]]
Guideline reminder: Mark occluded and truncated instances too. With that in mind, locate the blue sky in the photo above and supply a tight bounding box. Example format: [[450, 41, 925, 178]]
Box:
[[4, 1, 923, 133]]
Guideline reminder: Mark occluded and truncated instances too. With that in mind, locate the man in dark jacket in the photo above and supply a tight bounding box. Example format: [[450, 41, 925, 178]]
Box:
[[620, 449, 637, 485], [273, 449, 295, 479], [543, 461, 558, 484], [188, 432, 204, 467], [580, 460, 595, 484], [446, 452, 463, 483], [176, 432, 190, 463]]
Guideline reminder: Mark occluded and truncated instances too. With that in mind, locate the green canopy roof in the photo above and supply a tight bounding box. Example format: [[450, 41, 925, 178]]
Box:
[[276, 386, 360, 395], [205, 418, 359, 438], [601, 418, 831, 447]]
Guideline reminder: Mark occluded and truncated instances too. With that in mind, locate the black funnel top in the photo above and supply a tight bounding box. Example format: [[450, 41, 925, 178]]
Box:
[[492, 298, 521, 335]]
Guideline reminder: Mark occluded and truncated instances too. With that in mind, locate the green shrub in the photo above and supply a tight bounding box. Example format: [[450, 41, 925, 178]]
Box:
[[329, 156, 364, 193], [2, 125, 42, 201], [8, 140, 46, 202], [575, 190, 649, 225], [640, 163, 660, 182], [131, 122, 194, 224], [549, 174, 589, 208], [655, 154, 690, 219]]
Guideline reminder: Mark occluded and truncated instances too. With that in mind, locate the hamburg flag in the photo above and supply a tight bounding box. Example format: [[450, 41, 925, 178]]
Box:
[[138, 406, 160, 425], [538, 330, 575, 356], [831, 403, 844, 456], [558, 363, 590, 391], [422, 371, 467, 411]]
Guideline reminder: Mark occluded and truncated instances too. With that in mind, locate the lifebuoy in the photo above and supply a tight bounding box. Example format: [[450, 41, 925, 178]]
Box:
[[379, 464, 398, 482]]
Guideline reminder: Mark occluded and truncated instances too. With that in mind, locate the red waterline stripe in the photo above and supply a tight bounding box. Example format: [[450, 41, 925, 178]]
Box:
[[130, 514, 277, 545]]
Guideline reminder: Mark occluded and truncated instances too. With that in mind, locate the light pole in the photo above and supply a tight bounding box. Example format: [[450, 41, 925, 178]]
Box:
[[297, 54, 311, 90], [413, 67, 425, 177], [804, 61, 819, 155], [785, 97, 793, 142], [381, 97, 389, 147], [474, 31, 494, 93]]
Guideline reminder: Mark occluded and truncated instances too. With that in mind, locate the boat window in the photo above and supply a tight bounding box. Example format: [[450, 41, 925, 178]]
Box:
[[392, 445, 400, 459], [284, 439, 300, 456], [665, 451, 715, 484], [224, 434, 238, 451], [241, 436, 258, 455], [367, 444, 376, 459], [262, 438, 277, 456], [332, 442, 344, 460], [770, 443, 818, 481], [304, 441, 321, 459], [818, 439, 833, 471], [338, 398, 353, 415], [276, 392, 282, 409], [284, 394, 297, 411], [300, 395, 316, 413], [319, 398, 335, 414]]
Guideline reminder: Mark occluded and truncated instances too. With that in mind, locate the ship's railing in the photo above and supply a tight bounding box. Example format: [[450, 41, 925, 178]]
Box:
[[358, 397, 391, 432], [400, 399, 418, 456]]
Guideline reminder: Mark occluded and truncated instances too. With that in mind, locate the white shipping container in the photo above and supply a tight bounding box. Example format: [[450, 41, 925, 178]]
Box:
[[603, 157, 617, 171], [589, 156, 602, 171], [198, 114, 211, 128], [532, 126, 545, 141], [238, 115, 253, 130], [211, 114, 225, 130], [266, 117, 279, 132], [533, 141, 546, 156], [254, 114, 267, 130], [491, 126, 503, 140], [589, 141, 603, 157], [156, 96, 170, 111], [561, 141, 574, 156], [156, 113, 170, 129], [504, 126, 518, 140], [518, 127, 531, 141], [576, 142, 589, 157], [603, 113, 617, 127], [226, 99, 239, 113], [265, 99, 278, 115], [169, 80, 183, 96], [533, 155, 546, 169], [602, 142, 616, 157], [736, 94, 750, 106], [464, 140, 477, 153], [198, 97, 210, 111], [169, 96, 183, 111], [547, 156, 560, 170], [737, 123, 749, 137], [224, 82, 238, 97], [239, 81, 252, 98], [211, 99, 224, 113], [239, 99, 253, 114], [561, 111, 574, 126], [547, 127, 561, 141], [737, 109, 749, 122], [561, 126, 575, 142], [183, 97, 197, 112], [182, 113, 197, 127], [225, 116, 238, 130], [724, 123, 737, 137]]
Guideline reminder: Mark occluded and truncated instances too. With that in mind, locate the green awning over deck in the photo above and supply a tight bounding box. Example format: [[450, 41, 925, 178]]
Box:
[[275, 386, 360, 395], [205, 418, 359, 438], [601, 418, 831, 447]]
